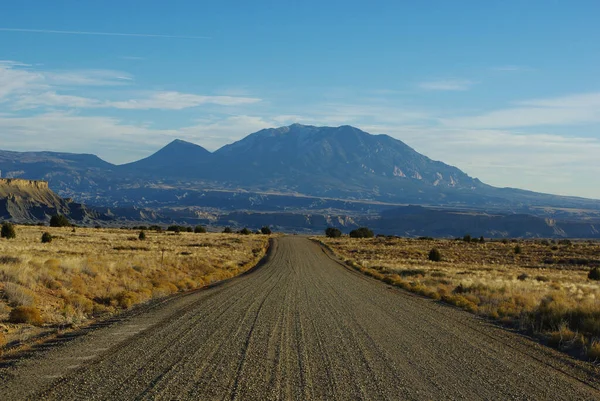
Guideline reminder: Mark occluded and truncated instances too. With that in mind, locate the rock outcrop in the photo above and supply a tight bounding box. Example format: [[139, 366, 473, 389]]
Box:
[[0, 178, 102, 224]]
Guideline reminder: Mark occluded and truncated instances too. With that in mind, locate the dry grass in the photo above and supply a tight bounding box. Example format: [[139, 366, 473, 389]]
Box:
[[319, 236, 600, 361], [0, 225, 269, 348]]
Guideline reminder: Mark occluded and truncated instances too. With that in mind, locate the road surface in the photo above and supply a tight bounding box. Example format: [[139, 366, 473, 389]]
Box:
[[1, 237, 599, 400]]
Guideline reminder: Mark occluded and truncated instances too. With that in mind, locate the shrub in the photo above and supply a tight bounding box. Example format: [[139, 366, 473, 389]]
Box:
[[588, 267, 600, 281], [479, 236, 485, 243], [349, 227, 374, 239], [428, 248, 442, 262], [514, 245, 522, 254], [49, 214, 71, 227], [223, 227, 233, 233], [1, 222, 16, 239], [167, 225, 182, 233], [260, 226, 272, 235], [194, 225, 207, 234], [517, 273, 529, 281], [325, 227, 342, 238], [41, 232, 53, 243], [239, 227, 252, 235], [463, 234, 472, 243], [139, 231, 146, 241], [8, 306, 43, 325]]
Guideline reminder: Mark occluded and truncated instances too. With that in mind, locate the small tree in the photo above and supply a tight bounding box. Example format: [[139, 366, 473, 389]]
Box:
[[588, 267, 600, 281], [325, 227, 342, 238], [261, 226, 272, 235], [514, 245, 522, 254], [349, 227, 374, 238], [223, 227, 233, 234], [1, 222, 16, 239], [194, 225, 207, 233], [239, 227, 252, 235], [463, 234, 472, 243], [429, 248, 442, 262], [41, 232, 53, 243], [138, 231, 146, 241], [49, 214, 70, 227], [479, 236, 485, 243]]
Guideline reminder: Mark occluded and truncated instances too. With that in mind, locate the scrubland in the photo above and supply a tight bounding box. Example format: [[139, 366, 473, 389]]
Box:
[[320, 236, 600, 360], [0, 225, 269, 349]]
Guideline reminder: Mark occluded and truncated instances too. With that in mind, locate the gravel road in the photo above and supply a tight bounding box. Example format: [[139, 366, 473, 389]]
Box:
[[1, 237, 599, 400]]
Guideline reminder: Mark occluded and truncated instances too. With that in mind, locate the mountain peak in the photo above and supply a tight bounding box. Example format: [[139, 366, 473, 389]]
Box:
[[165, 138, 199, 147], [120, 138, 211, 172]]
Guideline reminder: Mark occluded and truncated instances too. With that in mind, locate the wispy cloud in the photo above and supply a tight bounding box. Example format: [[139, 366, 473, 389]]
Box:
[[109, 92, 262, 109], [491, 65, 533, 72], [0, 27, 209, 39], [0, 62, 259, 110], [13, 91, 261, 110], [442, 92, 600, 128], [418, 79, 477, 91], [45, 70, 133, 86]]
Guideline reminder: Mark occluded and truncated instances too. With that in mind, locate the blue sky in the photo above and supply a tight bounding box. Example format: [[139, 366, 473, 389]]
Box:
[[1, 1, 599, 198]]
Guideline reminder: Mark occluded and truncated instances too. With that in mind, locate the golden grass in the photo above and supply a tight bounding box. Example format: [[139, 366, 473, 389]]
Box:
[[0, 225, 269, 348], [319, 236, 600, 361]]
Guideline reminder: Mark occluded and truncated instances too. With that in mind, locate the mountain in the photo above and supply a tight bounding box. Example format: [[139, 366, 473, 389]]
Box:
[[212, 124, 485, 200], [119, 139, 212, 176], [0, 124, 599, 227]]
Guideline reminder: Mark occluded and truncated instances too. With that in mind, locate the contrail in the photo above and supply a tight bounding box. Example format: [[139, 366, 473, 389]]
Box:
[[0, 27, 209, 39]]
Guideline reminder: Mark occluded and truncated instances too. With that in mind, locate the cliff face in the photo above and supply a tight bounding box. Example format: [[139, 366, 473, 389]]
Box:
[[0, 178, 101, 223], [0, 178, 49, 190]]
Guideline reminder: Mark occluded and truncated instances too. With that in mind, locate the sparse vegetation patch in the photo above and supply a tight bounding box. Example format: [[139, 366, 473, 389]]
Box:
[[0, 225, 269, 349], [319, 236, 600, 361]]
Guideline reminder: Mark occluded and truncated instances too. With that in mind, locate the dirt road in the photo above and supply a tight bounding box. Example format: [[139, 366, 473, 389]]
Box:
[[1, 237, 599, 400]]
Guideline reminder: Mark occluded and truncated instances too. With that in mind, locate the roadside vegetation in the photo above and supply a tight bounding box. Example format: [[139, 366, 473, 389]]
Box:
[[0, 225, 269, 350], [319, 234, 600, 361]]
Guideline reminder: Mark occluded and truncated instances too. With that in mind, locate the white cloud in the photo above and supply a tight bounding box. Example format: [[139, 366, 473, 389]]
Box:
[[0, 63, 43, 100], [13, 91, 102, 109], [0, 62, 131, 104], [0, 62, 261, 110], [443, 92, 600, 128], [418, 79, 476, 91], [109, 91, 261, 110]]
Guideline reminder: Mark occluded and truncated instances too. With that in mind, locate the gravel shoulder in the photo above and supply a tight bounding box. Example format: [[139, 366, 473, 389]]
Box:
[[0, 236, 598, 400]]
